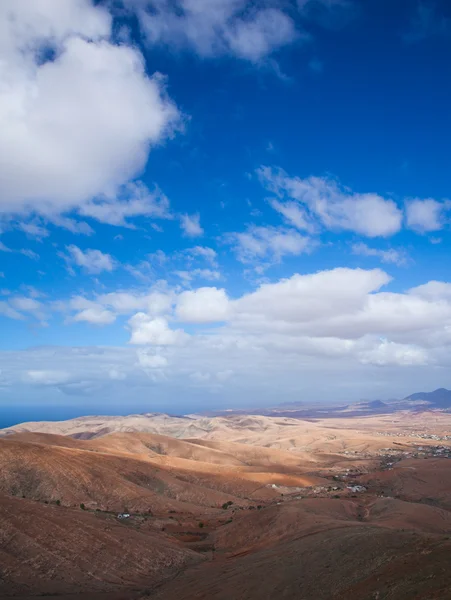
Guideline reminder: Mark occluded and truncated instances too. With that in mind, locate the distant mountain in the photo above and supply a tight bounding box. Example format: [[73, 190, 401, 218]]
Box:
[[351, 400, 388, 410], [404, 388, 451, 409]]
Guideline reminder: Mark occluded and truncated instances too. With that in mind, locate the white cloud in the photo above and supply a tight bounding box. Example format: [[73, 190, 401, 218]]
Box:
[[53, 288, 175, 327], [228, 224, 312, 264], [176, 287, 230, 323], [50, 216, 94, 235], [0, 301, 24, 320], [79, 183, 173, 227], [66, 245, 117, 274], [0, 0, 180, 225], [9, 296, 46, 320], [18, 222, 50, 240], [269, 199, 315, 232], [408, 281, 451, 301], [184, 246, 218, 266], [405, 198, 448, 233], [73, 307, 116, 325], [224, 8, 298, 62], [352, 242, 409, 266], [0, 241, 12, 252], [132, 0, 299, 62], [98, 290, 173, 315], [128, 314, 187, 345], [175, 269, 221, 282], [25, 370, 71, 386], [180, 213, 204, 237], [20, 249, 40, 260], [0, 240, 41, 259], [235, 268, 391, 326], [259, 166, 403, 237], [137, 348, 168, 369], [5, 266, 451, 406], [358, 340, 429, 367]]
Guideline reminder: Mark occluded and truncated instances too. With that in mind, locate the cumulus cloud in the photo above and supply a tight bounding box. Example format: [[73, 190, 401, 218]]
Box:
[[228, 224, 312, 264], [235, 268, 391, 326], [358, 340, 429, 367], [137, 348, 169, 369], [0, 0, 180, 225], [4, 266, 451, 405], [99, 290, 174, 316], [65, 245, 117, 274], [129, 0, 299, 62], [405, 198, 448, 233], [259, 166, 403, 237], [128, 314, 187, 345], [176, 287, 230, 323], [352, 242, 409, 266], [180, 213, 204, 237]]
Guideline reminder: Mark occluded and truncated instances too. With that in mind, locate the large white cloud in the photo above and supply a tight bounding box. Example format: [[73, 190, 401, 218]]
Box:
[[0, 0, 180, 222], [235, 268, 391, 324]]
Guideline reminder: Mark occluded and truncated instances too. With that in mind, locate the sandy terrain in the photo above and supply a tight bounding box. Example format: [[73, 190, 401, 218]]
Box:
[[2, 410, 451, 599]]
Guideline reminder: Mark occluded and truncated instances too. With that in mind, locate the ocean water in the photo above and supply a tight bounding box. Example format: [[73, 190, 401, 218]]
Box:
[[0, 404, 203, 429], [0, 406, 103, 429]]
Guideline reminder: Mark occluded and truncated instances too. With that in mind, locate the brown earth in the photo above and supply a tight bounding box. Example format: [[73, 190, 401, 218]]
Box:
[[2, 412, 451, 599]]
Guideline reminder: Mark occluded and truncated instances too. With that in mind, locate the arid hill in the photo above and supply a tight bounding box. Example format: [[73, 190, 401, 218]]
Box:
[[2, 411, 451, 599], [0, 492, 202, 598]]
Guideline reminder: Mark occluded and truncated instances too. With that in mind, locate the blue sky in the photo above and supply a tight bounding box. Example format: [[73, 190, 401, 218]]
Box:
[[1, 0, 451, 421]]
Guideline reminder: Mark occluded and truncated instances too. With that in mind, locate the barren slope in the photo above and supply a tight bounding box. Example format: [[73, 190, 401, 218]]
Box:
[[0, 493, 202, 598]]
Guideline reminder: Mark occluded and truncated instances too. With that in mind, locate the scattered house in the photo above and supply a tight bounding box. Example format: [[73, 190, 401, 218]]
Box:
[[117, 513, 130, 519], [347, 485, 366, 493]]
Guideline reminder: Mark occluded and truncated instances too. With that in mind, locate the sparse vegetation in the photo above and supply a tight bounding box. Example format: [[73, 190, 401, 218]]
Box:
[[80, 503, 85, 510], [199, 522, 204, 528], [56, 499, 61, 506]]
